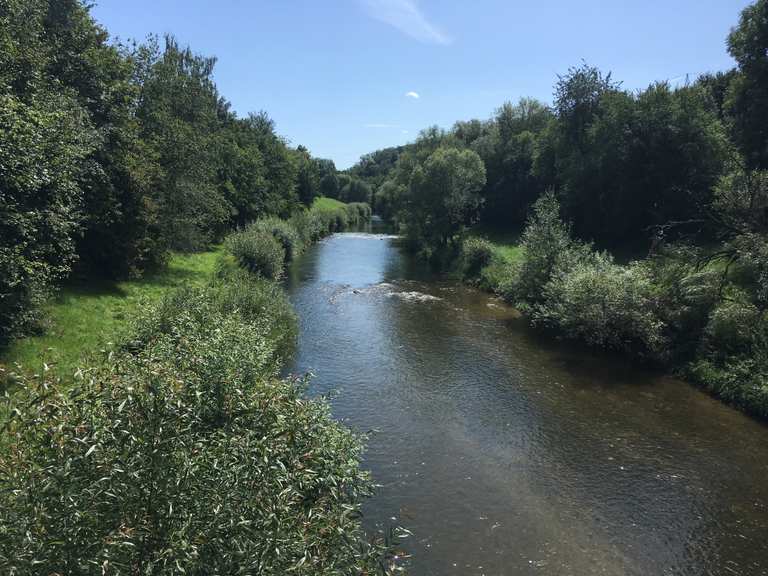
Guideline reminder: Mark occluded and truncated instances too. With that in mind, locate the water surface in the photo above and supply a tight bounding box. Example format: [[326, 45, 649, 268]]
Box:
[[285, 228, 768, 576]]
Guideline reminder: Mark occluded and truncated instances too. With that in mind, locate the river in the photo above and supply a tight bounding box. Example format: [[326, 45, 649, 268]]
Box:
[[284, 226, 768, 576]]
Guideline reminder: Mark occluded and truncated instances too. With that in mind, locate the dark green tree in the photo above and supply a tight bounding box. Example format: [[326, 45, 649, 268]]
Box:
[[727, 0, 768, 169], [406, 147, 486, 253]]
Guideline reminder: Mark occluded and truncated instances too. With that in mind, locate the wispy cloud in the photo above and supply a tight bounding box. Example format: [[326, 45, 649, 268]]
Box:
[[362, 0, 451, 45], [364, 123, 400, 129], [405, 91, 420, 99]]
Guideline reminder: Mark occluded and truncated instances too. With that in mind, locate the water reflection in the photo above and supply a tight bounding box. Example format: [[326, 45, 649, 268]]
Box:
[[284, 232, 768, 576]]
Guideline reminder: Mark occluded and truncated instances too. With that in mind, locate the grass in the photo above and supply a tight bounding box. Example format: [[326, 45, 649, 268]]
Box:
[[1, 249, 222, 379], [463, 225, 524, 292], [469, 225, 523, 263], [312, 196, 347, 212]]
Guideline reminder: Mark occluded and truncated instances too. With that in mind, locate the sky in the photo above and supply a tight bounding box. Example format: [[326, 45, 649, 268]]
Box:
[[91, 0, 753, 169]]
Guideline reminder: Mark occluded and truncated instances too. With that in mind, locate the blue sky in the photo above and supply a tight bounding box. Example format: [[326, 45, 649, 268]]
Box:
[[92, 0, 752, 169]]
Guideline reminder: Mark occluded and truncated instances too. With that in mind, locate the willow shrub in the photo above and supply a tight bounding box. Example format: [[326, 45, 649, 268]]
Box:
[[533, 253, 667, 359], [251, 217, 303, 262], [688, 296, 768, 418], [345, 202, 372, 226], [0, 276, 398, 574], [225, 226, 285, 279], [460, 237, 494, 280]]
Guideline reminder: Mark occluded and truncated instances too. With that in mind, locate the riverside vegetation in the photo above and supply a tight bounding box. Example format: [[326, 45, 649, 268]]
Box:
[[2, 0, 768, 572], [0, 1, 390, 570], [351, 1, 768, 419], [0, 200, 388, 574]]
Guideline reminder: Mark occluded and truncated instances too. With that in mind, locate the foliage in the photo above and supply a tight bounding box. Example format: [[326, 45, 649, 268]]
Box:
[[405, 147, 486, 256], [460, 237, 495, 279], [534, 253, 667, 358], [294, 145, 321, 206], [0, 277, 398, 574], [225, 226, 286, 280], [0, 91, 95, 345], [251, 216, 303, 262], [501, 192, 588, 305], [726, 0, 768, 169], [0, 1, 335, 346], [340, 178, 373, 204]]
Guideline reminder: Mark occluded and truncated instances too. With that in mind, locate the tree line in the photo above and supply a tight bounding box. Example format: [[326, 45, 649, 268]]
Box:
[[352, 1, 768, 257], [351, 0, 768, 417], [0, 0, 342, 346]]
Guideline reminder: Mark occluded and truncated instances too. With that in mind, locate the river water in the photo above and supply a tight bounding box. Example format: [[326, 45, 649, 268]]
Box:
[[284, 227, 768, 576]]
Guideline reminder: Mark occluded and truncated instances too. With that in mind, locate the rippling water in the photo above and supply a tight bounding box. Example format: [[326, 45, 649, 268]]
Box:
[[284, 228, 768, 576]]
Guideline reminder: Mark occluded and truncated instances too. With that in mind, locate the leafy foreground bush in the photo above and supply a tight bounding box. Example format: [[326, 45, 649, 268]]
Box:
[[225, 226, 286, 279], [0, 276, 401, 574]]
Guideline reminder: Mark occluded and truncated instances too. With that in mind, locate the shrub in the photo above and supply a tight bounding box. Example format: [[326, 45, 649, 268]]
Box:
[[225, 227, 285, 279], [533, 253, 667, 358], [251, 217, 303, 262], [123, 273, 297, 374], [502, 191, 591, 306], [689, 357, 768, 419], [461, 237, 494, 279], [345, 202, 372, 226], [332, 207, 350, 231], [639, 244, 721, 362], [702, 297, 763, 357], [0, 284, 396, 574]]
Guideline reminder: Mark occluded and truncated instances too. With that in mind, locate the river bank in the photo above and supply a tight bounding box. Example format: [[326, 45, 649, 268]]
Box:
[[0, 198, 371, 381], [0, 200, 397, 574], [460, 201, 768, 422]]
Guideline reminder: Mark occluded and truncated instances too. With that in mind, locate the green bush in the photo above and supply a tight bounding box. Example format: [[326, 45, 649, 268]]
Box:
[[345, 202, 372, 226], [225, 227, 285, 279], [123, 273, 297, 374], [533, 253, 667, 358], [0, 283, 397, 574], [461, 237, 494, 279], [689, 357, 768, 419], [251, 217, 303, 262], [332, 207, 350, 231], [702, 297, 763, 357], [638, 245, 720, 362], [501, 191, 591, 306]]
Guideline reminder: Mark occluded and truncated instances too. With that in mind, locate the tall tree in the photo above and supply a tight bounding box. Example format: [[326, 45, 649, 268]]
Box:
[[406, 147, 486, 253], [727, 0, 768, 169]]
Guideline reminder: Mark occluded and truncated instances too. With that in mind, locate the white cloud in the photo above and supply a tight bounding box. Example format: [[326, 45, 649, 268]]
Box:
[[362, 0, 451, 45], [401, 129, 410, 134], [364, 123, 399, 128], [405, 91, 420, 99]]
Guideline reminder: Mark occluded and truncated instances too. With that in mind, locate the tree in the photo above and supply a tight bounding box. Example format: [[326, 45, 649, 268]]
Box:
[[727, 0, 768, 169], [0, 0, 96, 342], [340, 178, 372, 204], [475, 99, 552, 227], [406, 147, 486, 253], [294, 145, 320, 206]]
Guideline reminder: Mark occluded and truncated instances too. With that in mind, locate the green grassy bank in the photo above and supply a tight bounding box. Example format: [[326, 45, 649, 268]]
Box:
[[1, 250, 222, 379]]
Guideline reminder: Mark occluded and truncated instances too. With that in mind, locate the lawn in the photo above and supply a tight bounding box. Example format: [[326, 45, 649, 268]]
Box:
[[1, 249, 221, 379], [312, 196, 347, 212]]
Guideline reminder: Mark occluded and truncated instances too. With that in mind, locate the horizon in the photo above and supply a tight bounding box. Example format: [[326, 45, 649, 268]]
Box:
[[92, 0, 752, 169]]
